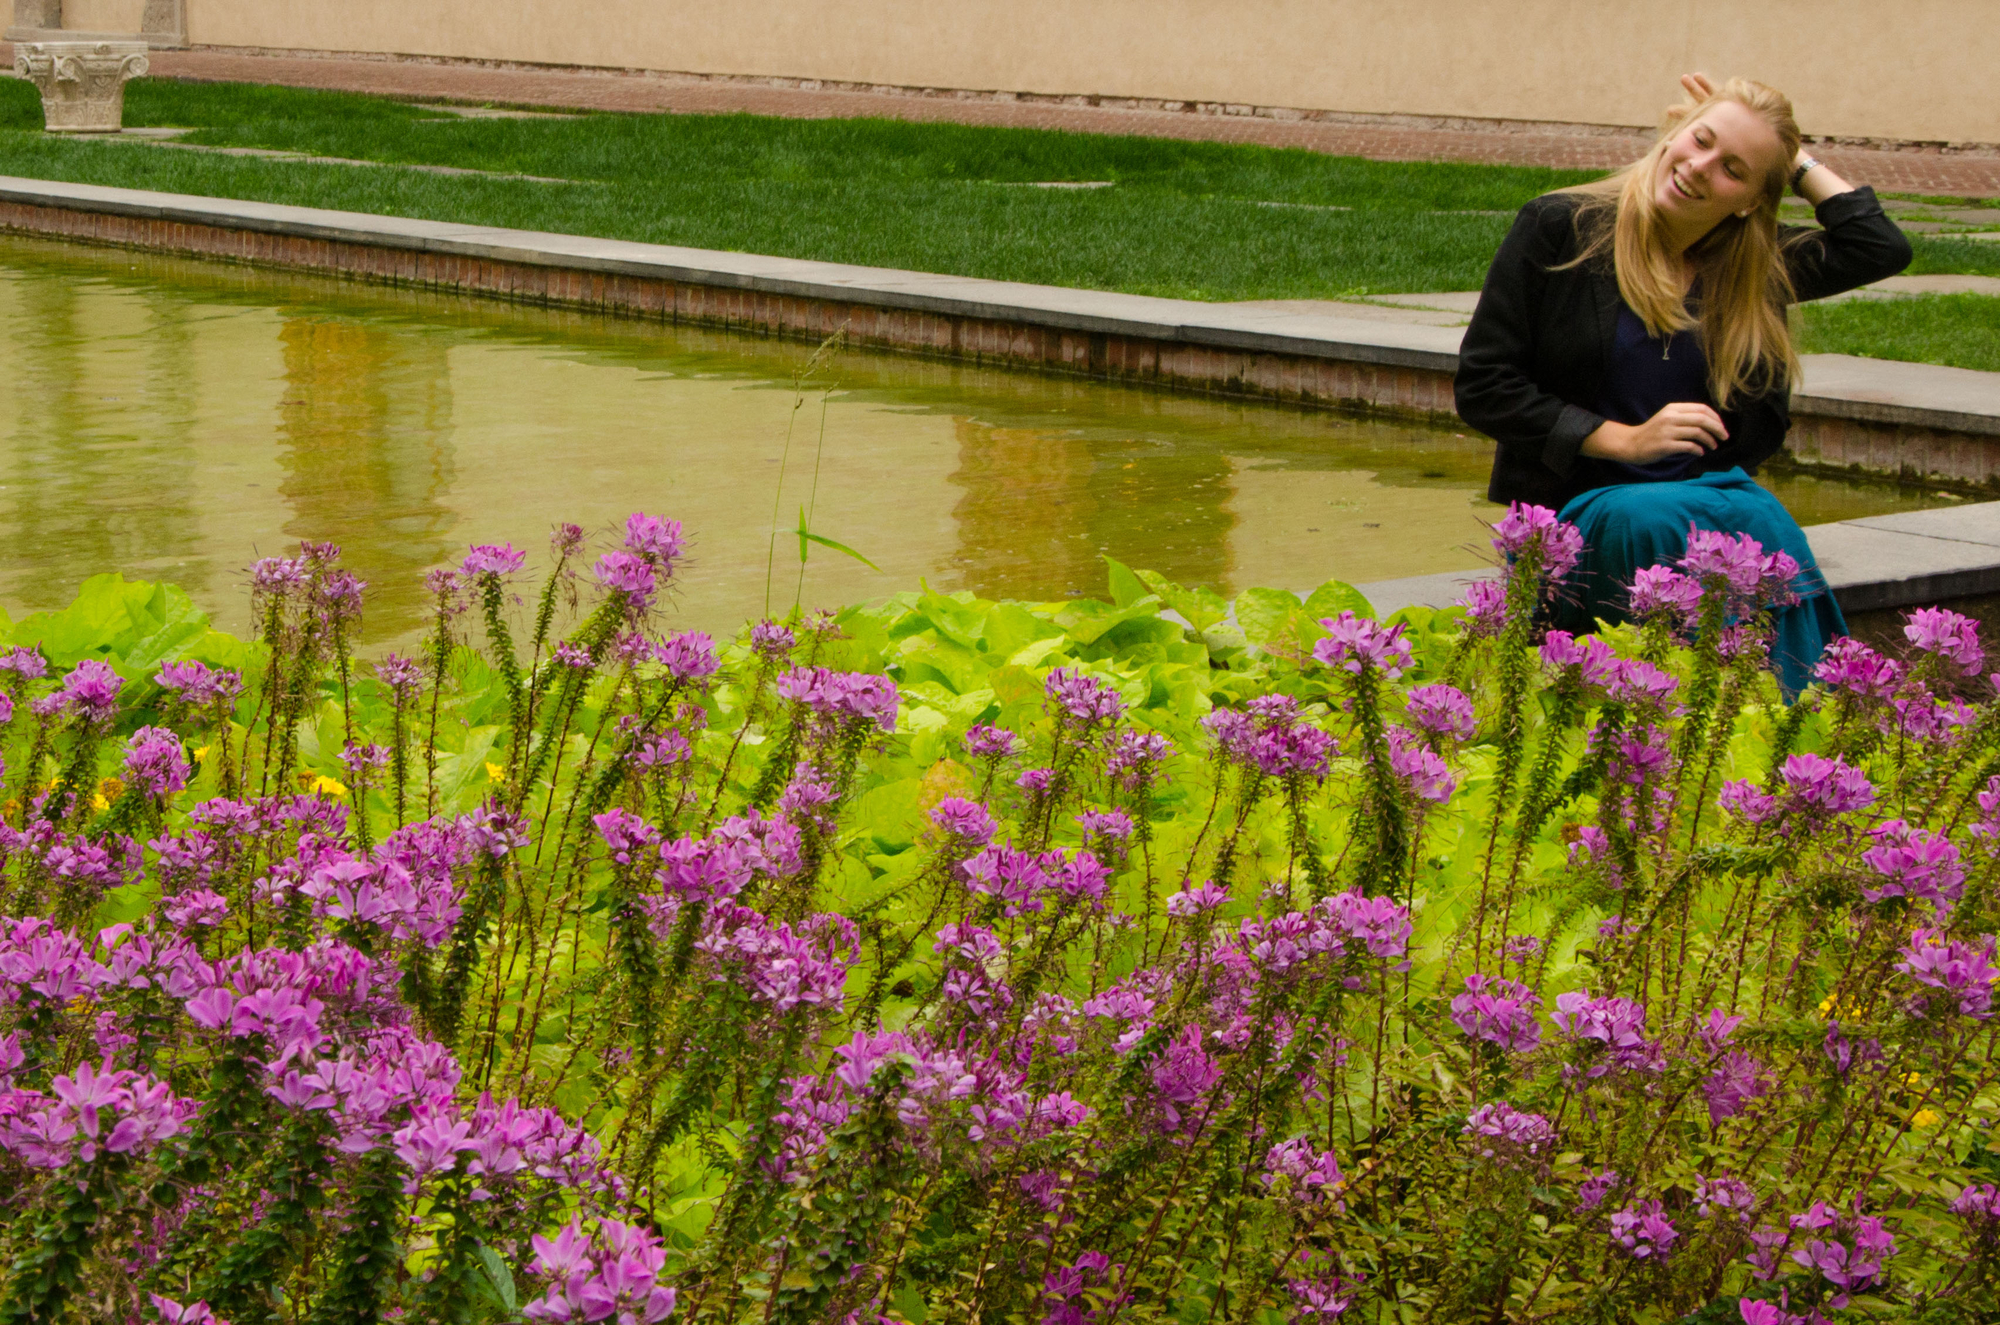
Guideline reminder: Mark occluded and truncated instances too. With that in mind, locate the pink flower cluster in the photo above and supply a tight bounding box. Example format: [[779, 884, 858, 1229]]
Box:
[[693, 906, 857, 1013], [1679, 527, 1801, 611], [1313, 612, 1412, 680], [1233, 890, 1413, 972], [1861, 820, 1965, 909], [1044, 666, 1126, 729], [1609, 1199, 1678, 1260], [958, 842, 1111, 914], [1492, 503, 1585, 583], [1462, 1101, 1557, 1163], [775, 665, 899, 734], [1904, 605, 1984, 676], [1202, 696, 1336, 780], [1550, 990, 1661, 1076], [1451, 974, 1542, 1053], [1897, 928, 1999, 1019], [0, 1057, 192, 1168], [522, 1218, 678, 1324], [298, 855, 463, 948]]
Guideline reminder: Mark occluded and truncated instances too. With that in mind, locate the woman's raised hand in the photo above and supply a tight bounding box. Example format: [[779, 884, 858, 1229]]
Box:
[[1580, 402, 1729, 464], [1679, 72, 1715, 102]]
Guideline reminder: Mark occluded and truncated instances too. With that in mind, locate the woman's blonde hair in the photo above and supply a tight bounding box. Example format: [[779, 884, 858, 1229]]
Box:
[[1561, 77, 1803, 407]]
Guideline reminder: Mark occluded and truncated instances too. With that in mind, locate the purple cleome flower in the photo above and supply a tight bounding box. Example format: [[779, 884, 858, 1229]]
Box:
[[460, 543, 526, 578], [1462, 1101, 1557, 1163], [1492, 503, 1585, 583], [1451, 974, 1542, 1053], [1904, 605, 1984, 676], [1610, 1199, 1679, 1260], [1403, 682, 1476, 741], [623, 512, 684, 567], [1314, 611, 1413, 680], [1897, 927, 1999, 1019]]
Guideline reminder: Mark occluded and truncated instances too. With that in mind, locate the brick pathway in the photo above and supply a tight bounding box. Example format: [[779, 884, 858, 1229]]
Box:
[[13, 44, 2000, 197]]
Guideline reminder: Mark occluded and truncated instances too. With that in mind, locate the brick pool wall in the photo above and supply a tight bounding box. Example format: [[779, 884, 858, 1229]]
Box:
[[1, 194, 1994, 490]]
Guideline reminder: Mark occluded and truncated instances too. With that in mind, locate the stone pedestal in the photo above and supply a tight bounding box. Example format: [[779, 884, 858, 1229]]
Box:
[[14, 41, 150, 133]]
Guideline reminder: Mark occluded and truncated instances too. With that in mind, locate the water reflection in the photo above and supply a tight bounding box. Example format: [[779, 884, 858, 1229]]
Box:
[[0, 235, 1960, 650], [275, 315, 460, 599]]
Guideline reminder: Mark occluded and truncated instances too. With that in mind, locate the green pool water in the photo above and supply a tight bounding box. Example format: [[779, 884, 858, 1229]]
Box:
[[0, 235, 1959, 648]]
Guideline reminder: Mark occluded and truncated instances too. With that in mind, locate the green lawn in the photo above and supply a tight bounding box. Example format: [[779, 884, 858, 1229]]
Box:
[[0, 78, 1587, 299], [0, 77, 1992, 339], [1799, 292, 2000, 373]]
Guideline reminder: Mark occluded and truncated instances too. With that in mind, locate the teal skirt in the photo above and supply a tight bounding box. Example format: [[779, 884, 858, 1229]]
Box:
[[1554, 468, 1844, 696]]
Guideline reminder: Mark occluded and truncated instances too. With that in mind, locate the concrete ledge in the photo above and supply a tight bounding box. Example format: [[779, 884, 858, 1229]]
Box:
[[0, 176, 1992, 480], [1356, 501, 2000, 619]]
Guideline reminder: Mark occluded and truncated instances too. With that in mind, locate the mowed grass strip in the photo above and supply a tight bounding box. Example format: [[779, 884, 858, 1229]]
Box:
[[0, 78, 1581, 298], [0, 78, 1988, 316], [1799, 292, 2000, 374]]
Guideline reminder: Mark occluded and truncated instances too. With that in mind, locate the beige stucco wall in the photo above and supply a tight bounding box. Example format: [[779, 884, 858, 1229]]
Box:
[[178, 0, 1997, 144], [53, 0, 146, 31]]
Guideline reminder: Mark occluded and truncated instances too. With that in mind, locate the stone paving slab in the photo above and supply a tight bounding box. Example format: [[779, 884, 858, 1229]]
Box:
[[4, 42, 1998, 197], [1356, 501, 2000, 618], [1792, 355, 2000, 438], [1848, 505, 2000, 547]]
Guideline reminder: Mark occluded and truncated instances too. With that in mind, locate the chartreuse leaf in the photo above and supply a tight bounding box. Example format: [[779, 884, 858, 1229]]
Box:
[[1236, 581, 1373, 656], [1052, 595, 1160, 646], [1231, 587, 1305, 650], [1103, 555, 1152, 609], [978, 602, 1062, 659], [1302, 579, 1373, 622], [1133, 567, 1230, 634], [915, 590, 987, 650]]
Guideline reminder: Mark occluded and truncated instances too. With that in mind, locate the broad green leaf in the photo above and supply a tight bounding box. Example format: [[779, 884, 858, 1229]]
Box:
[[1232, 587, 1306, 649], [1102, 554, 1151, 609], [1052, 595, 1160, 646], [979, 602, 1063, 658], [1302, 579, 1374, 623], [914, 590, 987, 651], [1134, 568, 1230, 633], [1007, 636, 1068, 669], [432, 725, 503, 810]]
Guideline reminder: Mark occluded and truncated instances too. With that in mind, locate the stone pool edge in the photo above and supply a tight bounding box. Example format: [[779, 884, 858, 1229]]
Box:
[[0, 174, 1996, 492]]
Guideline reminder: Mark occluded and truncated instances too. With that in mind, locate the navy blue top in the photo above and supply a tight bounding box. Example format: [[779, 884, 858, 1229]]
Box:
[[1591, 305, 1725, 483]]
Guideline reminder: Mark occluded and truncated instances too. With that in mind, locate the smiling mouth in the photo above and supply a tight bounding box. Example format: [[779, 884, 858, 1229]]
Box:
[[1669, 167, 1702, 202]]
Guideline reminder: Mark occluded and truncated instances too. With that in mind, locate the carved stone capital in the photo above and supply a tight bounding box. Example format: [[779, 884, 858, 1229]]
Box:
[[15, 40, 150, 133]]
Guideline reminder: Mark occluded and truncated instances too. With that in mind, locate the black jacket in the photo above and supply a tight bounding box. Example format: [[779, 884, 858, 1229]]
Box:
[[1453, 188, 1912, 509]]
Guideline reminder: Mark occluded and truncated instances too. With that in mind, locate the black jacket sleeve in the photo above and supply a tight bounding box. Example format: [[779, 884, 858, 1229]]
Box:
[[1784, 186, 1913, 303], [1453, 196, 1605, 486]]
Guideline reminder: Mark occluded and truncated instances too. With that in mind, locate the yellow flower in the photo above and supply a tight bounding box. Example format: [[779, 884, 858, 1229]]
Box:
[[485, 761, 506, 782], [310, 774, 347, 796], [194, 745, 211, 762], [1913, 1109, 1942, 1128]]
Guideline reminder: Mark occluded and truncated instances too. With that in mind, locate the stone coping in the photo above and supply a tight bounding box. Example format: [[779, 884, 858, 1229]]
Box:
[[1356, 500, 2000, 618], [6, 175, 1997, 442]]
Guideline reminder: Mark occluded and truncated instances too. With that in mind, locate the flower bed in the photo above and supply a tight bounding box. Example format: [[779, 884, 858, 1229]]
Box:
[[0, 508, 1996, 1324]]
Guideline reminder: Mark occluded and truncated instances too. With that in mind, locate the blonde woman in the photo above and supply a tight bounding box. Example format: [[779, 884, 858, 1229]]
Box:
[[1454, 74, 1910, 691]]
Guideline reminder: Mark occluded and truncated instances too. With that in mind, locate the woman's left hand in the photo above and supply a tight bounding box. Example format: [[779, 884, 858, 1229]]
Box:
[[1679, 72, 1715, 102]]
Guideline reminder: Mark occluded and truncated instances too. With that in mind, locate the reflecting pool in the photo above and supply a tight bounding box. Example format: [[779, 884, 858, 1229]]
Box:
[[0, 235, 1958, 647]]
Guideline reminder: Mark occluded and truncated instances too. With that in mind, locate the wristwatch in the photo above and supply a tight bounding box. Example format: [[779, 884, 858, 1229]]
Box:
[[1790, 156, 1822, 190]]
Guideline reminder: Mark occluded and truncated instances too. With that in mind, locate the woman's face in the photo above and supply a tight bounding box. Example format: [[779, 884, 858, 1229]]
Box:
[[1654, 100, 1785, 233]]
